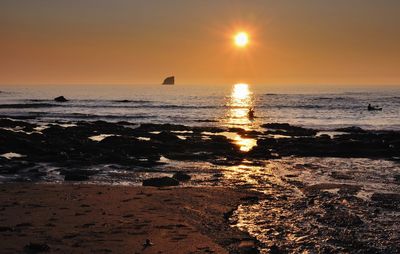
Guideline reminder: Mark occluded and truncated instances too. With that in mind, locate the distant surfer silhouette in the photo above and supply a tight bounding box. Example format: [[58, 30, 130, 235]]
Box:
[[248, 107, 255, 119], [368, 104, 382, 111]]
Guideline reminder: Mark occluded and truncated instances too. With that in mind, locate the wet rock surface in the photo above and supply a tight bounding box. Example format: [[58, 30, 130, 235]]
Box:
[[24, 242, 50, 253], [142, 177, 179, 187], [1, 118, 399, 253], [371, 193, 400, 209], [228, 158, 400, 253], [62, 169, 98, 182], [261, 123, 318, 136], [172, 172, 191, 181], [1, 119, 399, 175], [257, 124, 400, 159]]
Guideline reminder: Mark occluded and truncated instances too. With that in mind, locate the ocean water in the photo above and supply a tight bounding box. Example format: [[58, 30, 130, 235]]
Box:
[[0, 84, 399, 130]]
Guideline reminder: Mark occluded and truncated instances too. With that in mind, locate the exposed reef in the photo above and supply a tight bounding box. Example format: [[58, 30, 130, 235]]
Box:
[[1, 119, 399, 179]]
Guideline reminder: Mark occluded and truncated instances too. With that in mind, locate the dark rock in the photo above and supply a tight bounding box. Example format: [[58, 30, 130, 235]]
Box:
[[24, 242, 50, 252], [262, 123, 292, 129], [255, 126, 400, 159], [213, 173, 224, 178], [194, 119, 218, 123], [335, 126, 366, 133], [0, 119, 399, 180], [261, 123, 317, 136], [330, 171, 353, 180], [240, 196, 259, 203], [142, 177, 179, 187], [62, 170, 97, 181], [64, 174, 89, 181], [238, 241, 259, 254], [162, 76, 174, 85], [394, 175, 400, 184], [154, 131, 180, 142], [318, 134, 331, 140], [0, 226, 13, 232], [0, 162, 37, 175], [172, 172, 191, 181], [136, 123, 188, 132], [371, 193, 400, 208], [54, 96, 68, 102], [318, 208, 363, 227], [304, 183, 360, 196], [0, 118, 36, 131], [16, 222, 33, 227], [269, 245, 283, 254]]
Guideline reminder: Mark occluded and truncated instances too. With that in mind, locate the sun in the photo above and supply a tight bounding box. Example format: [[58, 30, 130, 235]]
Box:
[[234, 32, 249, 47]]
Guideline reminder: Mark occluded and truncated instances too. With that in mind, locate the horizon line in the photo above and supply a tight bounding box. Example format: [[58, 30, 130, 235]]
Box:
[[1, 83, 400, 87]]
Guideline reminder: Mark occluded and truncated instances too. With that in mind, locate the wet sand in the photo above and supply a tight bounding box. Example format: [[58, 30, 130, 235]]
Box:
[[0, 183, 260, 254]]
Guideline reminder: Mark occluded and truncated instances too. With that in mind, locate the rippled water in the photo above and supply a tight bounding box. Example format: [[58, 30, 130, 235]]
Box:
[[1, 84, 399, 130]]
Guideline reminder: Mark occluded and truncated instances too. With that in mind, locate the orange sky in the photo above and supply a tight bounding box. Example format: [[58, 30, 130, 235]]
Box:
[[1, 0, 399, 87]]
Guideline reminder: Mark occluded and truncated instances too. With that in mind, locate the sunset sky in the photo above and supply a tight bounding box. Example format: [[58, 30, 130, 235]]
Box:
[[1, 0, 399, 87]]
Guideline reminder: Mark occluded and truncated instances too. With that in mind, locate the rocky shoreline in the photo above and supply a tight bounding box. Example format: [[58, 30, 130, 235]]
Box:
[[1, 118, 399, 181], [1, 118, 400, 253]]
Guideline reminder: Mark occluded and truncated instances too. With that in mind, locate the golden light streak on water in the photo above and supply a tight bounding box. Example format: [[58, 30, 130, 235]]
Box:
[[226, 83, 254, 128], [223, 83, 258, 151]]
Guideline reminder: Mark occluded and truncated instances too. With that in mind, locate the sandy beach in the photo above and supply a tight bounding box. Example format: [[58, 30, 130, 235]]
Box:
[[0, 184, 261, 254]]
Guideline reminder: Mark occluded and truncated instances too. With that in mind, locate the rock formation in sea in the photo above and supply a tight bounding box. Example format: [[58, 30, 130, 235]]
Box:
[[54, 96, 68, 102], [162, 76, 174, 85]]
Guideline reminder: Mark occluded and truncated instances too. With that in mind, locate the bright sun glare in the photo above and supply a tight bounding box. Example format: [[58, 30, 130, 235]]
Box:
[[234, 32, 249, 47], [232, 83, 250, 99]]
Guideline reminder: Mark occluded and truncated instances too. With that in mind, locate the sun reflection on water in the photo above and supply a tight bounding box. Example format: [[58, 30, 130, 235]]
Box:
[[228, 83, 254, 125], [232, 83, 251, 100], [223, 83, 257, 151], [219, 132, 257, 152]]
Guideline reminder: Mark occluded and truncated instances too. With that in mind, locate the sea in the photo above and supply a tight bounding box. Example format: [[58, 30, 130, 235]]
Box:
[[0, 84, 399, 131]]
